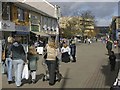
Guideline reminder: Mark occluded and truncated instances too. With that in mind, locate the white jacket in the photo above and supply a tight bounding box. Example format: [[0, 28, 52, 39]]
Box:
[[61, 46, 71, 55]]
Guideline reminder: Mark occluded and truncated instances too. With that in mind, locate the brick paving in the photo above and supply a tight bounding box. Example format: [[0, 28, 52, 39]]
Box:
[[1, 42, 119, 89]]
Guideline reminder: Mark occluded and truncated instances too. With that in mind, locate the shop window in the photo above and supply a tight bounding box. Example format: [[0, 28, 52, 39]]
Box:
[[2, 2, 10, 20], [31, 25, 39, 32], [118, 24, 120, 29], [17, 8, 24, 21]]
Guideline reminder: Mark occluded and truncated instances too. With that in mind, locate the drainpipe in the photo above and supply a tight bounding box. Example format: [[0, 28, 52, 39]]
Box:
[[0, 1, 2, 89], [55, 5, 60, 49], [0, 1, 2, 64]]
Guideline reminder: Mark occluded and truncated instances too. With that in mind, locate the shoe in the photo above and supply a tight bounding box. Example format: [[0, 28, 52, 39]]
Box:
[[28, 80, 32, 84], [72, 60, 76, 62], [32, 79, 36, 84], [49, 83, 55, 86], [8, 81, 13, 84], [17, 83, 23, 87]]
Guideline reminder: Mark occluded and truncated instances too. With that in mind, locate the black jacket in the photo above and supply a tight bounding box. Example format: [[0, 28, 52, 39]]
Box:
[[11, 42, 26, 61], [109, 55, 116, 64]]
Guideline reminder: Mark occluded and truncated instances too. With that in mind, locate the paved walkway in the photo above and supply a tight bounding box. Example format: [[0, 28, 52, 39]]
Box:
[[2, 42, 120, 88]]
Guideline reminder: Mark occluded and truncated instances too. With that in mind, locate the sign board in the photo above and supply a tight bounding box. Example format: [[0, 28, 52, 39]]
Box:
[[15, 25, 29, 32], [1, 20, 15, 31]]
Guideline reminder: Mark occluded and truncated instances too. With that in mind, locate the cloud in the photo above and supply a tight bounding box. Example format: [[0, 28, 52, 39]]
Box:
[[48, 0, 119, 2], [51, 2, 118, 26]]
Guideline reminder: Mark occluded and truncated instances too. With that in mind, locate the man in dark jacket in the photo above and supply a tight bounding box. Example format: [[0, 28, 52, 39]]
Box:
[[106, 40, 113, 55], [109, 51, 116, 71], [11, 36, 26, 87], [70, 38, 76, 62]]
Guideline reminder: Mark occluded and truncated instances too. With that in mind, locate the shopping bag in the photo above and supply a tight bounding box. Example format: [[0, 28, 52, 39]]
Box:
[[70, 55, 73, 61], [2, 61, 7, 74], [22, 64, 29, 79]]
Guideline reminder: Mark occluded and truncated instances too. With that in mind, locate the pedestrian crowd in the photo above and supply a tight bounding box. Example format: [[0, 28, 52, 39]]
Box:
[[1, 35, 77, 87]]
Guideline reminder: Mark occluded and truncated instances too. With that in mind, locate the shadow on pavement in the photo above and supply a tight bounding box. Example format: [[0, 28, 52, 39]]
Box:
[[36, 73, 44, 82], [60, 68, 70, 90], [101, 53, 120, 87]]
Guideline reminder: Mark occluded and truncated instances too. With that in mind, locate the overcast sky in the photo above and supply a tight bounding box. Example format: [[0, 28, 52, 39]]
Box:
[[47, 0, 119, 26]]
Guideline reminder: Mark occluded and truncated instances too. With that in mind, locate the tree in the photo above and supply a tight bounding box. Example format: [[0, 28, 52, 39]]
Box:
[[59, 10, 96, 39], [80, 10, 96, 41]]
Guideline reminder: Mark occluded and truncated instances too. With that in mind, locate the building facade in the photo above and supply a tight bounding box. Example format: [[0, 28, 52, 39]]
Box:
[[110, 16, 120, 40], [0, 1, 60, 46]]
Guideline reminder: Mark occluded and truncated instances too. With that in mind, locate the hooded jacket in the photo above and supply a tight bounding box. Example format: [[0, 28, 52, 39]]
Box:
[[11, 41, 26, 61]]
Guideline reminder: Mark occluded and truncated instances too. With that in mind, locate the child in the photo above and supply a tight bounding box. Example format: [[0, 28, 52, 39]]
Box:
[[27, 45, 39, 84], [109, 51, 116, 71]]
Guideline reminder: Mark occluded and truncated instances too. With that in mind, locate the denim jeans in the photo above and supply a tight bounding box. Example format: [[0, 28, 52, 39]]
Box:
[[46, 60, 56, 85], [30, 70, 36, 80], [5, 58, 13, 81], [12, 59, 24, 86]]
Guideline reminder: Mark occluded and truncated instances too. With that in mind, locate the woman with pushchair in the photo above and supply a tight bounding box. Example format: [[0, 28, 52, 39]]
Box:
[[43, 39, 61, 86]]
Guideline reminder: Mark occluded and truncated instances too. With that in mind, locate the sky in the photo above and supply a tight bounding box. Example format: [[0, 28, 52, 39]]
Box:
[[47, 0, 119, 26]]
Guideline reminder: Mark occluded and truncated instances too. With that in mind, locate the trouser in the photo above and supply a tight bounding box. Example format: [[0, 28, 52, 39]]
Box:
[[108, 49, 112, 55], [46, 60, 56, 85], [72, 54, 76, 62], [110, 64, 116, 71], [5, 58, 13, 81], [30, 70, 36, 80], [12, 59, 24, 86]]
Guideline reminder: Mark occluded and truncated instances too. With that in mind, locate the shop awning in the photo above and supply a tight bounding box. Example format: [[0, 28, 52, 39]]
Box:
[[30, 31, 49, 37]]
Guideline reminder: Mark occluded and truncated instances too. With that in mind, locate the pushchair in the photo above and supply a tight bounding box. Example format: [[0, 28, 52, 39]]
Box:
[[42, 57, 62, 82]]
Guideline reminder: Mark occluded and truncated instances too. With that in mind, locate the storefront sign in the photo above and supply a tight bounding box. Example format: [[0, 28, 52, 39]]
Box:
[[0, 21, 15, 31], [15, 25, 29, 32]]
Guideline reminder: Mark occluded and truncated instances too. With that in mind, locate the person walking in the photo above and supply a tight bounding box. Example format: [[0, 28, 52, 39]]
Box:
[[109, 51, 116, 71], [5, 36, 14, 84], [27, 45, 39, 84], [106, 39, 113, 55], [87, 38, 91, 44], [11, 36, 27, 87], [44, 39, 58, 85], [70, 40, 76, 62]]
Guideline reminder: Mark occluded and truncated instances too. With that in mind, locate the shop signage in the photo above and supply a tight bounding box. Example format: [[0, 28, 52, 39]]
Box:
[[0, 21, 15, 31], [15, 25, 29, 32]]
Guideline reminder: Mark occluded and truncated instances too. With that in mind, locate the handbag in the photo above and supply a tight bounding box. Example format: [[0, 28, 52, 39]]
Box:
[[2, 43, 7, 61], [70, 55, 73, 61], [22, 63, 29, 79], [2, 50, 6, 60]]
